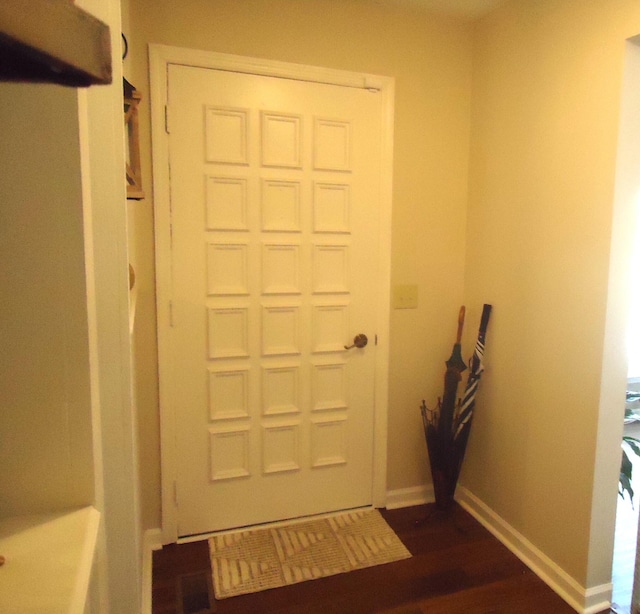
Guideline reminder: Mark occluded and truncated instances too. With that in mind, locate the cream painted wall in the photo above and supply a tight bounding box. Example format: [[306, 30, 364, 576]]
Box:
[[0, 84, 94, 517], [128, 0, 473, 529], [463, 0, 640, 588]]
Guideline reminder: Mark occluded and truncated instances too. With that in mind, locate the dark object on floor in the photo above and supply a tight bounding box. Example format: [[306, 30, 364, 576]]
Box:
[[177, 571, 214, 614]]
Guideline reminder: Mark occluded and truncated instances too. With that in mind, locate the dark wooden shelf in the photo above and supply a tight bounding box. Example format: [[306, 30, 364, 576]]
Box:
[[0, 0, 111, 87]]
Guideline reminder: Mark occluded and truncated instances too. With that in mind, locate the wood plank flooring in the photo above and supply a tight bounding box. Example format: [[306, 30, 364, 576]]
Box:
[[152, 503, 614, 613]]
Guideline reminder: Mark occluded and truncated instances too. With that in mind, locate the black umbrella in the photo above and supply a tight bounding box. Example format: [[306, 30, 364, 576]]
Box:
[[421, 304, 492, 511], [421, 306, 467, 510]]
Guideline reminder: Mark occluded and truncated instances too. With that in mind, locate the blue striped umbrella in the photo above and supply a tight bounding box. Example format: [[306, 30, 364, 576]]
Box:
[[446, 304, 493, 497], [454, 304, 492, 442]]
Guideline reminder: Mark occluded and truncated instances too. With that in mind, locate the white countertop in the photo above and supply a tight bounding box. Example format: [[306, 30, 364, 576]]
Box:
[[0, 506, 100, 613]]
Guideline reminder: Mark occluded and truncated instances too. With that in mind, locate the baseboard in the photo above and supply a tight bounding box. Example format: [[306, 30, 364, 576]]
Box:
[[142, 528, 163, 614], [456, 486, 612, 614], [582, 584, 614, 614], [385, 484, 434, 510]]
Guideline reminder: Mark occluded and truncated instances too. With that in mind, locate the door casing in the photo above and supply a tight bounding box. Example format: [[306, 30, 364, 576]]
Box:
[[149, 44, 395, 543]]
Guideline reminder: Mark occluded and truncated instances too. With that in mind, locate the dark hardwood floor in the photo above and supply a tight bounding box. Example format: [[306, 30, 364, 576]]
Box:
[[152, 503, 615, 613]]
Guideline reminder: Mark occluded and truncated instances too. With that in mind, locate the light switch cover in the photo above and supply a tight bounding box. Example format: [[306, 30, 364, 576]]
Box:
[[393, 284, 418, 309]]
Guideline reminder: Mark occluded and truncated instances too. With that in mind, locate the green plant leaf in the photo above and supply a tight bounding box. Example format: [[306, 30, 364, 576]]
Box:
[[619, 437, 640, 503], [620, 473, 634, 502], [623, 436, 640, 457]]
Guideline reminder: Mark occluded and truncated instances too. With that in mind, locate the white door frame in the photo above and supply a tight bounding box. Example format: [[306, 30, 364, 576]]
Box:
[[149, 44, 394, 544]]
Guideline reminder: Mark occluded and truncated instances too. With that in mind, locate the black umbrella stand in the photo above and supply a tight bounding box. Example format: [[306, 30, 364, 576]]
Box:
[[420, 304, 492, 512]]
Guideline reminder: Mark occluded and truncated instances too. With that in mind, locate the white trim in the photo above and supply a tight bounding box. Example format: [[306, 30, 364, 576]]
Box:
[[149, 44, 394, 543], [385, 485, 434, 510], [70, 507, 101, 614], [582, 585, 614, 614], [77, 87, 111, 614], [149, 44, 390, 90], [456, 487, 612, 614], [141, 529, 163, 614], [372, 77, 395, 508], [78, 1, 142, 608], [149, 44, 178, 545], [144, 527, 164, 551]]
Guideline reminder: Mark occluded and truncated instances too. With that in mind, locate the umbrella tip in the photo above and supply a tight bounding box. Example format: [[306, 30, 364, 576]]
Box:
[[456, 306, 466, 343]]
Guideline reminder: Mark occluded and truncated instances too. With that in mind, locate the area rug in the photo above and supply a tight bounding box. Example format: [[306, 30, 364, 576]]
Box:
[[208, 509, 412, 599]]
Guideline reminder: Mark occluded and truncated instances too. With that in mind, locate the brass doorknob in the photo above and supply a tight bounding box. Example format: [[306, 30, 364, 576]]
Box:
[[344, 334, 368, 350]]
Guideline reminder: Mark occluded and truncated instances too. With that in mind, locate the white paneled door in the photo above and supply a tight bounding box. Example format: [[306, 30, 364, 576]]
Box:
[[166, 63, 384, 536]]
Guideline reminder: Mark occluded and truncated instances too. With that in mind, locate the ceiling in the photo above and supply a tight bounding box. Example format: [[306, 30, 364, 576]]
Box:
[[377, 0, 509, 19]]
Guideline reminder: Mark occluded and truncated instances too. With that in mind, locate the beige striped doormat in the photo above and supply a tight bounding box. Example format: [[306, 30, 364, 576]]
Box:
[[208, 509, 412, 599]]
